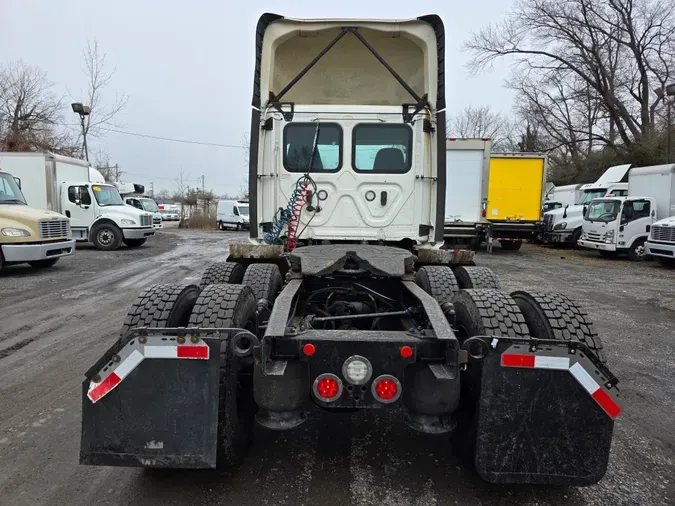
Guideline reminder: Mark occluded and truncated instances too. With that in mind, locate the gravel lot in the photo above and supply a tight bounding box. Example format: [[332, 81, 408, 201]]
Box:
[[0, 231, 673, 506]]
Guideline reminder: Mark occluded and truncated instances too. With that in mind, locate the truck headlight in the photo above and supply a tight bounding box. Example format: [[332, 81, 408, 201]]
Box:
[[121, 219, 137, 225], [1, 227, 31, 237], [604, 230, 615, 243], [553, 222, 567, 230]]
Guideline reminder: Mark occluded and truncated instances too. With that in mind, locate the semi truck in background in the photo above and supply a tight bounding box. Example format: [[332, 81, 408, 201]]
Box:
[[545, 184, 586, 211], [544, 164, 630, 246], [443, 138, 490, 249], [0, 153, 155, 251], [486, 153, 548, 250], [578, 164, 675, 261], [0, 168, 74, 273]]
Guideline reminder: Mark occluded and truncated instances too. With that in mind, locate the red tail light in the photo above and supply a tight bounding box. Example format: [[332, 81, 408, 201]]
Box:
[[372, 375, 402, 404], [313, 374, 342, 402], [400, 345, 413, 359], [482, 209, 487, 218]]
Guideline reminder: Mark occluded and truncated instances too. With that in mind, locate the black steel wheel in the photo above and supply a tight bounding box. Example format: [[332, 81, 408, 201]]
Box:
[[91, 223, 122, 251]]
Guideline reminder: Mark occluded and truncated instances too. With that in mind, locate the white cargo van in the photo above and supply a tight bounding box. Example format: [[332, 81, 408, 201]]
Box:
[[217, 200, 250, 231], [443, 138, 491, 248], [0, 152, 155, 250], [579, 164, 675, 260]]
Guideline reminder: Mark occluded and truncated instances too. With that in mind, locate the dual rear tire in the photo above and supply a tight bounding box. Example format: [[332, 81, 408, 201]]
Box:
[[122, 261, 283, 468]]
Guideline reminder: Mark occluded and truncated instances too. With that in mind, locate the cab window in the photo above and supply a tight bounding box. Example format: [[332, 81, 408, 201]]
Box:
[[621, 200, 651, 223], [352, 124, 412, 173], [68, 186, 92, 205], [283, 123, 342, 173], [608, 189, 628, 197]]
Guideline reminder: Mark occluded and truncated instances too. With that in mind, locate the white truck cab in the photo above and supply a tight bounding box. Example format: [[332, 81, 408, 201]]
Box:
[[217, 200, 250, 231], [578, 196, 654, 259], [0, 153, 154, 250], [119, 184, 163, 229], [544, 165, 630, 245], [579, 164, 675, 260], [249, 16, 445, 247]]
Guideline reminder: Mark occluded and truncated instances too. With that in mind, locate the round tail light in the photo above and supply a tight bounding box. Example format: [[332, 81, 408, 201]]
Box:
[[372, 375, 402, 404], [313, 373, 343, 402]]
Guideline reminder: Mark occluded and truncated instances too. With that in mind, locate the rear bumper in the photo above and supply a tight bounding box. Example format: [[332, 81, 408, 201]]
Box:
[[122, 227, 155, 239], [443, 221, 486, 239], [490, 221, 541, 240], [578, 240, 616, 252], [645, 241, 675, 258], [1, 239, 75, 262], [547, 230, 575, 243]]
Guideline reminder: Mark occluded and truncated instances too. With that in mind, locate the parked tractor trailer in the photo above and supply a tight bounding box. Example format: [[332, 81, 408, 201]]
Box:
[[80, 14, 622, 486]]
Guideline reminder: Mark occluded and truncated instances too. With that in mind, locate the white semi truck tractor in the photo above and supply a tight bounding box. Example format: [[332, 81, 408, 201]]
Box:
[[80, 14, 622, 487]]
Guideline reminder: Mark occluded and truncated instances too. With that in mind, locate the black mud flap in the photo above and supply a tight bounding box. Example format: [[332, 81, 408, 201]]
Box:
[[80, 333, 221, 468], [474, 340, 621, 486]]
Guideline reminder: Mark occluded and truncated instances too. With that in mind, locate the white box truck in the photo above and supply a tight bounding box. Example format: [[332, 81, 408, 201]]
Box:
[[578, 164, 675, 261], [543, 164, 631, 246], [116, 182, 163, 229], [0, 153, 155, 250], [443, 138, 490, 248]]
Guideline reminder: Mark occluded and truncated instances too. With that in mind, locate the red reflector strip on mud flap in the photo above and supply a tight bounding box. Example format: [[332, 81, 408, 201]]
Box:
[[87, 339, 209, 403], [501, 348, 621, 420]]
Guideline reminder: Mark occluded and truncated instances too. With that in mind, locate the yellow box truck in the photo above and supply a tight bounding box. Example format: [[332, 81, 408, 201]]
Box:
[[486, 153, 548, 250]]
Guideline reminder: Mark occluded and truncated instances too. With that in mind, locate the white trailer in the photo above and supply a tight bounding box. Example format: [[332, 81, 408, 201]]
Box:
[[546, 184, 585, 209], [0, 152, 155, 250], [578, 164, 675, 261], [443, 138, 491, 248]]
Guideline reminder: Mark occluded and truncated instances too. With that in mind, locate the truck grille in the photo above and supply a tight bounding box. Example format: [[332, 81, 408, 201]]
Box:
[[586, 232, 602, 242], [141, 215, 152, 227], [39, 219, 70, 239], [153, 217, 162, 225], [651, 225, 675, 243], [543, 214, 554, 232]]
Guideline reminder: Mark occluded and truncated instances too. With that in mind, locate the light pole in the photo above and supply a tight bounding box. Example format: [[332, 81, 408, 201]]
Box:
[[71, 102, 91, 162], [666, 84, 675, 163]]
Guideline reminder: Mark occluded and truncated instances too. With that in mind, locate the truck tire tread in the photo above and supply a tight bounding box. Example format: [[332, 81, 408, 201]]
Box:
[[241, 263, 283, 303], [452, 289, 529, 338], [415, 266, 459, 304], [188, 284, 257, 468], [200, 262, 245, 288], [120, 283, 201, 337], [454, 266, 501, 290], [511, 291, 606, 363]]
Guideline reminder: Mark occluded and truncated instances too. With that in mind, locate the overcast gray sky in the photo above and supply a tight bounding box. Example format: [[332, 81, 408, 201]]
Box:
[[2, 0, 514, 195]]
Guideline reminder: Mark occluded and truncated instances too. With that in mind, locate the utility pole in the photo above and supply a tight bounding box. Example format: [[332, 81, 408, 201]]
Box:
[[201, 175, 205, 195], [150, 182, 154, 197]]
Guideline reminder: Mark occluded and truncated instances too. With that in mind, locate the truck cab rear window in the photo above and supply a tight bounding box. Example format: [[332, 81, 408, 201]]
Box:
[[352, 124, 412, 173], [284, 123, 342, 172]]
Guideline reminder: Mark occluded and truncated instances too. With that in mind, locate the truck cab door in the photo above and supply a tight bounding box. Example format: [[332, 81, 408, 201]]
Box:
[[620, 199, 652, 247], [61, 184, 95, 237]]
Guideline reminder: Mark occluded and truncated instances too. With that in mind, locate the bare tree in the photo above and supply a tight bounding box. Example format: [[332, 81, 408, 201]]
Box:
[[465, 0, 675, 162], [0, 61, 75, 153], [447, 105, 515, 150], [80, 40, 128, 145]]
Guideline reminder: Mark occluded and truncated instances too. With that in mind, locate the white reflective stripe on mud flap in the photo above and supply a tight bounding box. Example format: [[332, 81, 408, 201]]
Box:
[[114, 350, 144, 379], [569, 362, 600, 394], [533, 356, 570, 370], [143, 346, 178, 359]]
